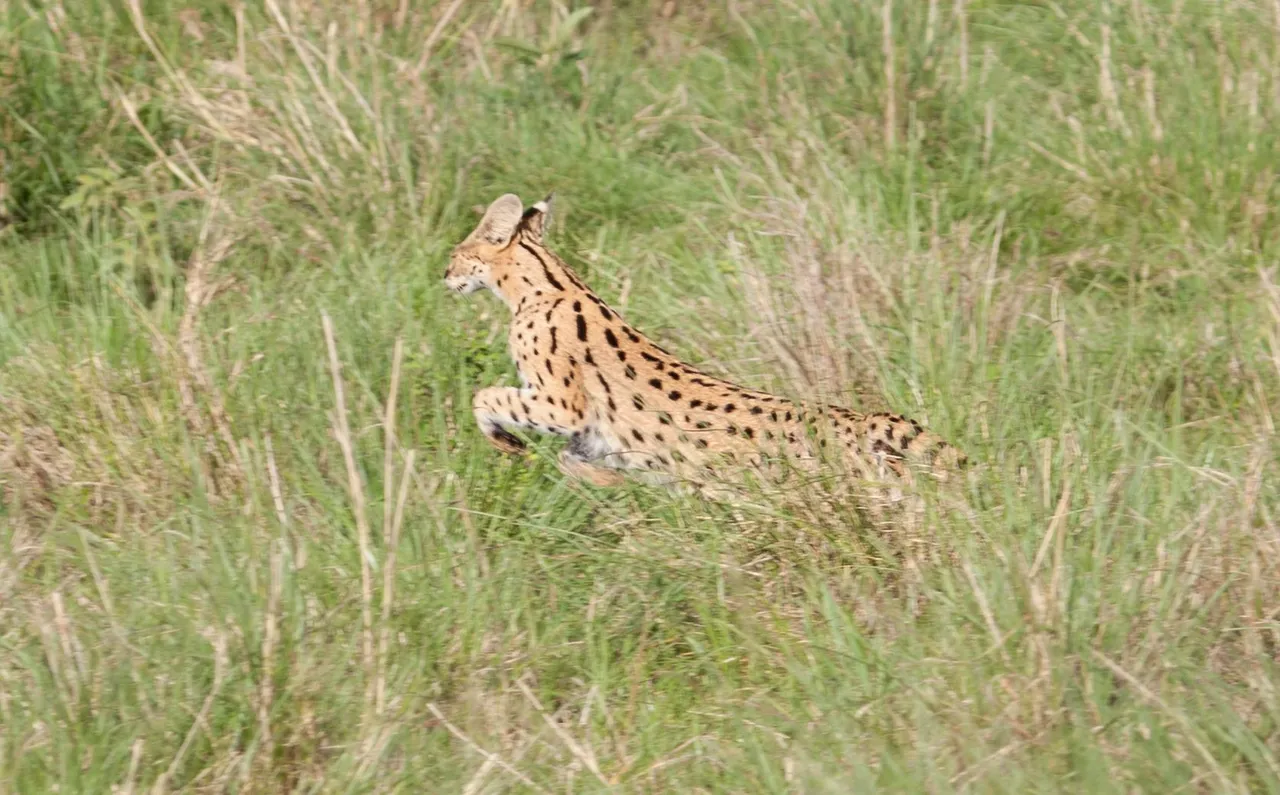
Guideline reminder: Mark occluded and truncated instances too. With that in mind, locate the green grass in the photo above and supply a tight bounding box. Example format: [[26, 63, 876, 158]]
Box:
[[2, 0, 1278, 791]]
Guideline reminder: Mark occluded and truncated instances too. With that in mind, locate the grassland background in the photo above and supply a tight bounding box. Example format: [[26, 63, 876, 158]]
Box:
[[2, 0, 1279, 792]]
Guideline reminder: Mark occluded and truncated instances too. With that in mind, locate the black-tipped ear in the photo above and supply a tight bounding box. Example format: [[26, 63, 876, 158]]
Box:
[[521, 192, 555, 242], [469, 193, 523, 246]]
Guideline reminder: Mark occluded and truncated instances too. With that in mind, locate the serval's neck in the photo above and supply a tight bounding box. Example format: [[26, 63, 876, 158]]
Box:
[[492, 236, 593, 314]]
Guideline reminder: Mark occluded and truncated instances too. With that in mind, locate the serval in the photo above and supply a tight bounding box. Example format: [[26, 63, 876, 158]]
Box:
[[445, 192, 966, 503]]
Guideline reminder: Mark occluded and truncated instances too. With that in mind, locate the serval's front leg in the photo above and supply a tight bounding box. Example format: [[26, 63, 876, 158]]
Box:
[[472, 384, 624, 487], [472, 385, 581, 453], [557, 427, 625, 487]]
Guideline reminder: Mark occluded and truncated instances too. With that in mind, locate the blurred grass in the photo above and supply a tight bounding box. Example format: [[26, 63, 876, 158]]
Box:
[[1, 0, 1279, 792]]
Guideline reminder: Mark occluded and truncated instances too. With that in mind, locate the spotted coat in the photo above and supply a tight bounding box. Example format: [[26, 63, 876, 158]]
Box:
[[445, 193, 967, 493]]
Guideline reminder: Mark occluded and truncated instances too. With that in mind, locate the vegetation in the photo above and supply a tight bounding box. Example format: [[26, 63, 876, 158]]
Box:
[[2, 0, 1278, 791]]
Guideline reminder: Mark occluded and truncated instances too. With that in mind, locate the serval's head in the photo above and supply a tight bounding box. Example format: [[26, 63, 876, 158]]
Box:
[[444, 192, 553, 295]]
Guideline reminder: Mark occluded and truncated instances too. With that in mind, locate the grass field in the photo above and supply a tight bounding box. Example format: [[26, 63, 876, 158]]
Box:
[[2, 0, 1279, 791]]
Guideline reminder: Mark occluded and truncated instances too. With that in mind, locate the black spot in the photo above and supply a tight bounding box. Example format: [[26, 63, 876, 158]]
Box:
[[648, 378, 663, 389], [624, 365, 637, 379], [527, 321, 534, 329], [604, 328, 619, 347], [596, 373, 611, 392], [563, 377, 570, 387], [695, 439, 708, 449], [744, 427, 755, 439], [654, 433, 665, 443], [668, 370, 680, 381], [724, 404, 736, 413], [599, 306, 613, 320], [750, 406, 763, 415], [491, 428, 525, 450], [573, 300, 582, 312], [640, 352, 660, 364], [632, 395, 645, 410], [668, 390, 682, 400], [584, 350, 595, 366], [632, 428, 645, 442], [617, 351, 627, 361], [872, 439, 903, 459], [521, 402, 531, 414], [550, 328, 558, 354], [625, 329, 640, 343], [885, 425, 894, 440], [727, 425, 738, 435], [545, 359, 554, 375], [657, 412, 672, 425], [576, 314, 587, 341], [785, 411, 792, 421], [671, 451, 686, 463], [695, 421, 711, 430], [690, 399, 703, 408], [608, 397, 617, 411], [706, 403, 719, 411]]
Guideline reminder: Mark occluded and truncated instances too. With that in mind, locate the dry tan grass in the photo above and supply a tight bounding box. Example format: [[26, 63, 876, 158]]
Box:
[[0, 422, 74, 517]]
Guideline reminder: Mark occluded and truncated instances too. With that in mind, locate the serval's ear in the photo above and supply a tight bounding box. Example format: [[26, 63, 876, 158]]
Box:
[[469, 193, 524, 246], [520, 192, 555, 243]]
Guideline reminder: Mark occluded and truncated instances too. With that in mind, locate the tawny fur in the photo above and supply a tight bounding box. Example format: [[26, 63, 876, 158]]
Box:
[[445, 193, 966, 497]]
